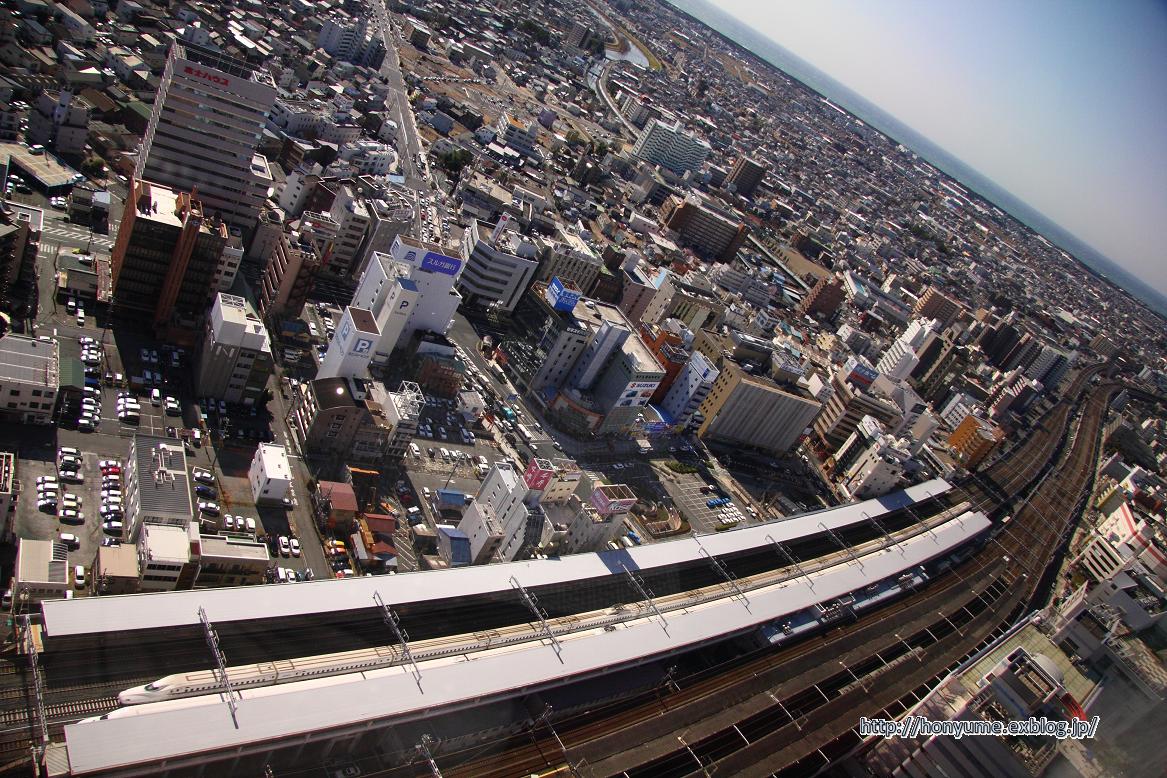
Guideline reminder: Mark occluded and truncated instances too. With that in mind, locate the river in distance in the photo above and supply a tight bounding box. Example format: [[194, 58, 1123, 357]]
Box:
[[663, 0, 1167, 319]]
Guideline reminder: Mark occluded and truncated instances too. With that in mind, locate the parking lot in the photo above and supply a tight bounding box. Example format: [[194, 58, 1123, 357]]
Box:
[[7, 314, 320, 589], [666, 473, 750, 534], [13, 445, 112, 591]]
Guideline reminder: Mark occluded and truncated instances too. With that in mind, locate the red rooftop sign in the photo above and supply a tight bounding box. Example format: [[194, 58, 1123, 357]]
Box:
[[184, 66, 229, 87]]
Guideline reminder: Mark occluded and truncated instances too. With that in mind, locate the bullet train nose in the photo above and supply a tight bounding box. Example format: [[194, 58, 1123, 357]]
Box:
[[117, 685, 153, 705]]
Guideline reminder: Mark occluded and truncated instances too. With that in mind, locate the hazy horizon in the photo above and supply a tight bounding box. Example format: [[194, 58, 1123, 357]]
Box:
[[700, 0, 1167, 300]]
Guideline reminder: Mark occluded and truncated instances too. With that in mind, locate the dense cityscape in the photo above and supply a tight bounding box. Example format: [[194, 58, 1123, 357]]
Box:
[[0, 0, 1164, 775]]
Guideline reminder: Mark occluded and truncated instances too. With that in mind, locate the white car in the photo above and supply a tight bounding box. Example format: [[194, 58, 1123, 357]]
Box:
[[223, 515, 235, 532], [164, 397, 181, 416], [36, 475, 58, 486], [245, 517, 256, 534], [192, 468, 214, 484], [290, 538, 301, 557], [58, 447, 81, 459], [98, 459, 120, 470], [100, 489, 122, 499], [59, 509, 82, 522], [102, 521, 123, 534], [150, 388, 161, 406], [278, 536, 291, 556]]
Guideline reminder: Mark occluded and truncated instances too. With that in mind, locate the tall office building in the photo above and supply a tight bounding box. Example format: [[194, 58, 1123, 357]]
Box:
[[659, 194, 748, 261], [631, 119, 711, 176], [724, 156, 766, 197], [697, 361, 822, 455], [459, 217, 539, 312], [351, 235, 464, 364], [136, 42, 276, 232], [110, 179, 229, 332]]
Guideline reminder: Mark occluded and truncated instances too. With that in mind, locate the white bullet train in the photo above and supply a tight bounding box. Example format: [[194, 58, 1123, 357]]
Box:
[[117, 498, 977, 707], [116, 608, 603, 705], [117, 644, 401, 704]]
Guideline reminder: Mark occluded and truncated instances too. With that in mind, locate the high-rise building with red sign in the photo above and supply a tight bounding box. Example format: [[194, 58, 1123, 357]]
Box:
[[136, 42, 276, 232]]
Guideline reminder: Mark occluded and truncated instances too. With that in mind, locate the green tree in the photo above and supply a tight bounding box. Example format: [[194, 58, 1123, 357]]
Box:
[[438, 148, 473, 176], [80, 156, 105, 177]]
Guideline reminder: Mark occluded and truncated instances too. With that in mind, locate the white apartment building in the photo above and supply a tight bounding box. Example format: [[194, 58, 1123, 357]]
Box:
[[461, 462, 547, 562], [319, 184, 372, 279], [338, 140, 396, 176], [0, 335, 57, 425], [249, 443, 292, 504], [459, 217, 540, 312], [138, 523, 193, 591], [26, 91, 89, 155], [136, 41, 277, 231], [496, 112, 540, 160], [351, 235, 464, 363], [631, 118, 711, 175], [195, 293, 273, 404]]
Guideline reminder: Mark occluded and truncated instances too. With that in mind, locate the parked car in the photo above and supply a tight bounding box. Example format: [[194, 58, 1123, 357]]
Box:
[[278, 536, 290, 556], [198, 501, 220, 515]]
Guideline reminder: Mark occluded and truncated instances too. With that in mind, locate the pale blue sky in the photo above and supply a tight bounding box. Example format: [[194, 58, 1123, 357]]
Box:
[[712, 0, 1167, 295]]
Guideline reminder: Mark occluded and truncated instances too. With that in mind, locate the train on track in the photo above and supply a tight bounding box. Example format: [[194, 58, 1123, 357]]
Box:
[[109, 503, 977, 710]]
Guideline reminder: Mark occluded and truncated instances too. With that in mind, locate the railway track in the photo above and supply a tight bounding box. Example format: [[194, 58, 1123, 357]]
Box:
[[418, 373, 1113, 777], [0, 369, 1115, 775]]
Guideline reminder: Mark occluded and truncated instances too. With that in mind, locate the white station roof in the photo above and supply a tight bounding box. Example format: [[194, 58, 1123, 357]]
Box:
[[62, 510, 987, 775], [41, 481, 952, 639]]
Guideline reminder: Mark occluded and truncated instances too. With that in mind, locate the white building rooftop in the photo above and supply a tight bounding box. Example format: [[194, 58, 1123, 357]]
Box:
[[41, 480, 951, 638], [60, 510, 988, 775]]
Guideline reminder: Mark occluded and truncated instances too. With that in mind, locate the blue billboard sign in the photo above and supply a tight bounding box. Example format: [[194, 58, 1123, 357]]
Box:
[[548, 276, 582, 312], [420, 251, 462, 276]]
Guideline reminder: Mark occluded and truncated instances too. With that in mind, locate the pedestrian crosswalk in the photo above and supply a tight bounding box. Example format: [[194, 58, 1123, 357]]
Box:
[[40, 223, 114, 248]]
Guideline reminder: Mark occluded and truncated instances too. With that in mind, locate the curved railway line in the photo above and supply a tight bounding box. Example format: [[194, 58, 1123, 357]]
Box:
[[0, 366, 1128, 775], [380, 371, 1118, 777]]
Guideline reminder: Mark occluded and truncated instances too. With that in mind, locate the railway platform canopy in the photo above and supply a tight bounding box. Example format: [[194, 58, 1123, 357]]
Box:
[[40, 480, 953, 647], [60, 510, 988, 776]]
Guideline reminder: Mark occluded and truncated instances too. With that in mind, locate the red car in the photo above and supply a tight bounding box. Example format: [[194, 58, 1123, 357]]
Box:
[[101, 465, 121, 476]]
